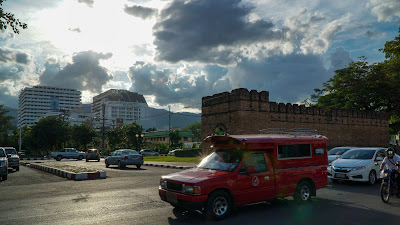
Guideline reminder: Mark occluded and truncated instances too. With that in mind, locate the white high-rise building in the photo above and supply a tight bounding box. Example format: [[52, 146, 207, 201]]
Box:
[[92, 89, 148, 128], [18, 86, 81, 127]]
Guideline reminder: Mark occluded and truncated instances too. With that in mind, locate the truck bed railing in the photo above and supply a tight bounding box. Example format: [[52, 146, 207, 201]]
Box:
[[260, 128, 318, 136]]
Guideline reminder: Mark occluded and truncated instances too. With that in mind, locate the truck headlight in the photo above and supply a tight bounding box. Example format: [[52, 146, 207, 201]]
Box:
[[182, 184, 201, 195], [0, 160, 7, 167], [159, 179, 167, 189]]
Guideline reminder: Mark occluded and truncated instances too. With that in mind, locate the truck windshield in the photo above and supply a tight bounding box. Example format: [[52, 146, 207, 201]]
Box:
[[198, 149, 244, 172]]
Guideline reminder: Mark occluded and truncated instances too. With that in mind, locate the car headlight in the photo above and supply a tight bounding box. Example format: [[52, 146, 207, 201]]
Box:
[[160, 179, 167, 189], [0, 160, 7, 167], [182, 184, 201, 195], [351, 166, 366, 171]]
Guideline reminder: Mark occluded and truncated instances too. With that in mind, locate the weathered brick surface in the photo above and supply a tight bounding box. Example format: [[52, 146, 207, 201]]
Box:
[[202, 88, 389, 150]]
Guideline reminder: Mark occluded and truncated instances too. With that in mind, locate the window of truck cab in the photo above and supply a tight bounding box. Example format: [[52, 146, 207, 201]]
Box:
[[198, 149, 245, 172], [277, 144, 312, 160]]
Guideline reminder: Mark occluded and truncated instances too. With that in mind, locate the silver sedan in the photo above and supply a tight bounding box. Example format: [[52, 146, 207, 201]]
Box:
[[105, 149, 144, 169]]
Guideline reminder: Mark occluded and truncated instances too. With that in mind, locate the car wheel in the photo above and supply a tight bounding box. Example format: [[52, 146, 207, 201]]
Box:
[[56, 155, 62, 161], [105, 160, 109, 168], [97, 158, 100, 162], [205, 190, 232, 220], [136, 164, 141, 169], [2, 175, 7, 181], [293, 180, 313, 203], [118, 161, 123, 169], [368, 170, 377, 185], [78, 155, 83, 160], [86, 159, 89, 162], [16, 166, 19, 171]]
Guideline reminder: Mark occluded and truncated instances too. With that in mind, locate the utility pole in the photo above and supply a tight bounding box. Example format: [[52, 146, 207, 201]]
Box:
[[168, 105, 171, 151], [18, 127, 22, 152], [102, 103, 105, 153]]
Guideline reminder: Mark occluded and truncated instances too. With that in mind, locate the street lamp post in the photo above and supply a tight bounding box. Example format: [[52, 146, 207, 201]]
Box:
[[135, 133, 144, 151]]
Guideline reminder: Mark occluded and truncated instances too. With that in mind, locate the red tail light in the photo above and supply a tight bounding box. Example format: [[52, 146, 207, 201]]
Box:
[[86, 151, 88, 154], [124, 156, 128, 160]]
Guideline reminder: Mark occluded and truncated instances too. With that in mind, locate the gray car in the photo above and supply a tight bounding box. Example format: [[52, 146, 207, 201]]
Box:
[[140, 149, 160, 156], [1, 147, 20, 171], [0, 148, 7, 180], [105, 149, 144, 169]]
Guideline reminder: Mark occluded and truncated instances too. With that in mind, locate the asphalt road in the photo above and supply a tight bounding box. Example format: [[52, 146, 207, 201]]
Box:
[[1, 159, 400, 225]]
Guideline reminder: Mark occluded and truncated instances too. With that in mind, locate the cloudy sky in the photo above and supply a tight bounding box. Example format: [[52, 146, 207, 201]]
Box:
[[1, 0, 399, 112]]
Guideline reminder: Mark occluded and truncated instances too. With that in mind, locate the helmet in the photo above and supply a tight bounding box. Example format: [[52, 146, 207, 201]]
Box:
[[386, 148, 395, 158]]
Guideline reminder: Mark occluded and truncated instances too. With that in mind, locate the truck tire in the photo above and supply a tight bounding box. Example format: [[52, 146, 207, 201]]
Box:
[[16, 166, 19, 171], [293, 180, 312, 203], [56, 155, 62, 161], [205, 190, 232, 220], [78, 155, 84, 160], [105, 160, 110, 168]]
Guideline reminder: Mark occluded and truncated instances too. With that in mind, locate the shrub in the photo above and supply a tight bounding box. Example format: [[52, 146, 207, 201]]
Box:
[[175, 148, 202, 157]]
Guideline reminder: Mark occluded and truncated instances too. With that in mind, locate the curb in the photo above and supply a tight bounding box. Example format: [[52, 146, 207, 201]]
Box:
[[143, 163, 194, 170], [21, 162, 106, 181]]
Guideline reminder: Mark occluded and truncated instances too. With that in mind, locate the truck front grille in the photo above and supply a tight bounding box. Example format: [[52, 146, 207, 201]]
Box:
[[166, 181, 182, 192]]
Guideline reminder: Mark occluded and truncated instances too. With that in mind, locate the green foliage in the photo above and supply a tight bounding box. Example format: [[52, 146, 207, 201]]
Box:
[[0, 105, 15, 145], [0, 0, 27, 34], [310, 27, 400, 134], [169, 130, 183, 149], [146, 127, 157, 132], [31, 116, 69, 153], [181, 122, 201, 142], [105, 122, 144, 151], [70, 124, 96, 150]]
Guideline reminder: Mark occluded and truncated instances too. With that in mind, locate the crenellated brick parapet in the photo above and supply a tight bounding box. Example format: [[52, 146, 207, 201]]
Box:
[[202, 88, 389, 149]]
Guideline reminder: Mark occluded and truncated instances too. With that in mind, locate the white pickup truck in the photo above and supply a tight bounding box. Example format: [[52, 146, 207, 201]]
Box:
[[50, 148, 85, 161]]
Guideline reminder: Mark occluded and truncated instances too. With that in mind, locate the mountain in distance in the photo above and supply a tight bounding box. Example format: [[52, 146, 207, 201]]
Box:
[[4, 106, 18, 126], [138, 107, 201, 130]]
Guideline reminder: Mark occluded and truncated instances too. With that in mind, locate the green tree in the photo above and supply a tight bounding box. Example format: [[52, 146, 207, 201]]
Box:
[[146, 127, 157, 132], [70, 124, 96, 151], [181, 122, 201, 142], [0, 0, 27, 34], [31, 116, 69, 154], [310, 27, 400, 134], [106, 126, 124, 151], [0, 105, 14, 145], [123, 123, 143, 150], [169, 130, 183, 149]]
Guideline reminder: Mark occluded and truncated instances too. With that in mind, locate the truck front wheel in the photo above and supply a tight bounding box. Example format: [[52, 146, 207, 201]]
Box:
[[293, 180, 312, 203], [78, 155, 84, 160], [205, 190, 232, 220], [56, 155, 62, 161]]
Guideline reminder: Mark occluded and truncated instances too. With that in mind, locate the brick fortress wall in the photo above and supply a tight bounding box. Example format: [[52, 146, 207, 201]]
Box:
[[201, 88, 389, 149]]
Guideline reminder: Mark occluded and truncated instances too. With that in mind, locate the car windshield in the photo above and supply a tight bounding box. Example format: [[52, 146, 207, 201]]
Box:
[[198, 149, 244, 172], [328, 147, 351, 155], [122, 150, 139, 155], [5, 149, 17, 154], [340, 149, 376, 160]]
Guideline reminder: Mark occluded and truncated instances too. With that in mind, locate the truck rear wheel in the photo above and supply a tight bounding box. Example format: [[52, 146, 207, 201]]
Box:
[[205, 190, 232, 220], [293, 180, 312, 203], [78, 155, 83, 160]]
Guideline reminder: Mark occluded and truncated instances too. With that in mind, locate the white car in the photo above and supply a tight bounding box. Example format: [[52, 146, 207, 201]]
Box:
[[328, 147, 386, 184], [327, 147, 356, 165]]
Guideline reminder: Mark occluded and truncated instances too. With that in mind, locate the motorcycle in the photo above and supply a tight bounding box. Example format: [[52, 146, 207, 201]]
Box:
[[380, 161, 400, 203]]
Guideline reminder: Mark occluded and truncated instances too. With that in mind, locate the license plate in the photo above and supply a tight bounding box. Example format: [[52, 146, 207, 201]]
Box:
[[335, 173, 346, 178], [166, 191, 178, 204]]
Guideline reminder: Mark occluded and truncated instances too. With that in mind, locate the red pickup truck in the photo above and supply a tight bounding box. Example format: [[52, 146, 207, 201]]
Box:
[[159, 133, 328, 220]]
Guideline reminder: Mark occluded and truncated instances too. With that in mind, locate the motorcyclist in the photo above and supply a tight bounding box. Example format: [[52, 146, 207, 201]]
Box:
[[379, 148, 400, 193]]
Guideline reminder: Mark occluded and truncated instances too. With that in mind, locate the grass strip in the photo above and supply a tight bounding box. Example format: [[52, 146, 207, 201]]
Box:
[[144, 156, 202, 164]]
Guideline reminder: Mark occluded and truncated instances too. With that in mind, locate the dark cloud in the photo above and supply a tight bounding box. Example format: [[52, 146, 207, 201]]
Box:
[[228, 54, 335, 103], [329, 47, 353, 71], [0, 47, 30, 64], [128, 61, 231, 107], [124, 5, 158, 20], [77, 0, 94, 8], [68, 28, 82, 33], [39, 51, 113, 93], [153, 0, 282, 64]]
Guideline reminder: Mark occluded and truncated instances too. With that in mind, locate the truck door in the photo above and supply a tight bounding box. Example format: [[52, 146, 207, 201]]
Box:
[[235, 152, 275, 205]]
